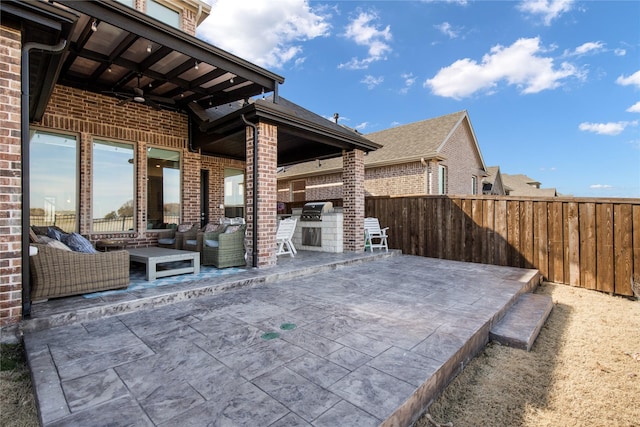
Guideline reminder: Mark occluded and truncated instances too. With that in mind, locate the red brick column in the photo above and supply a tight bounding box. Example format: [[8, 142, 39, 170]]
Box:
[[343, 149, 365, 252], [0, 26, 23, 326], [245, 121, 277, 267]]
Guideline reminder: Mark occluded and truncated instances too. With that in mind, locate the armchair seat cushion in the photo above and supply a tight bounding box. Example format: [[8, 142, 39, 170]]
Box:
[[202, 224, 246, 268], [185, 239, 197, 246], [158, 238, 176, 245], [204, 239, 219, 248]]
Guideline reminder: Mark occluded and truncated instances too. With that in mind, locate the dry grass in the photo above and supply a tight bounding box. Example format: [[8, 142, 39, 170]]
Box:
[[418, 282, 640, 427], [0, 343, 38, 427], [1, 282, 639, 427]]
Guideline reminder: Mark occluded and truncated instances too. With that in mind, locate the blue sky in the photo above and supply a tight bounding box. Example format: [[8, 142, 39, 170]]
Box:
[[197, 0, 640, 198]]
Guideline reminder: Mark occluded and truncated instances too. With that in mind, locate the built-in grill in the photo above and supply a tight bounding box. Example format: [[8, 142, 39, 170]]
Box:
[[300, 202, 333, 221]]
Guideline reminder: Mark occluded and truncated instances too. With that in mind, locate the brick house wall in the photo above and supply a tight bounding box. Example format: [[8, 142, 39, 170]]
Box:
[[365, 162, 425, 196], [278, 162, 426, 202], [342, 149, 365, 252], [277, 119, 484, 201], [246, 122, 278, 267], [35, 85, 245, 247], [0, 26, 23, 327], [134, 0, 202, 36], [438, 122, 484, 195]]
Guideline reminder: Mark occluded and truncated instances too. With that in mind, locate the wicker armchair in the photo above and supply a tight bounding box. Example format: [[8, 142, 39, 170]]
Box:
[[181, 225, 205, 253], [156, 224, 196, 249], [29, 243, 129, 300], [202, 224, 246, 268], [182, 223, 227, 253]]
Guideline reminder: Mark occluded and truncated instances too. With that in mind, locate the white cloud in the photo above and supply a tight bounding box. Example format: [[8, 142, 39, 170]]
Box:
[[338, 11, 392, 70], [361, 75, 384, 90], [627, 102, 640, 113], [590, 184, 613, 189], [435, 22, 461, 39], [578, 120, 638, 136], [517, 0, 575, 26], [196, 0, 330, 69], [399, 72, 416, 94], [421, 0, 468, 5], [355, 122, 369, 131], [567, 41, 605, 56], [614, 48, 626, 56], [424, 37, 580, 99], [616, 70, 640, 88]]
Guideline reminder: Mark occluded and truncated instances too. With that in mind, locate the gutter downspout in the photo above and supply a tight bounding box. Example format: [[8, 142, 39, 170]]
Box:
[[241, 114, 258, 268], [21, 39, 67, 318]]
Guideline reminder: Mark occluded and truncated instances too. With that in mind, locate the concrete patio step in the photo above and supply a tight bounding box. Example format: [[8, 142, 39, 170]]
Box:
[[490, 292, 553, 351]]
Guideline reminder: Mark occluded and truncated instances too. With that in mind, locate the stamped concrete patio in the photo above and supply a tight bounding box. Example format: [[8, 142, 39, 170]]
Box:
[[22, 252, 540, 427]]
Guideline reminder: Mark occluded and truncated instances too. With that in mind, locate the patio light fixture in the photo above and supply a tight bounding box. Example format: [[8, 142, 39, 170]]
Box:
[[90, 19, 98, 32], [146, 44, 152, 53], [194, 60, 199, 70]]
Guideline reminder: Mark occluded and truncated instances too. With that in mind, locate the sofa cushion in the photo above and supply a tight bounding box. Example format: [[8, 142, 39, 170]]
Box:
[[47, 227, 67, 241], [44, 238, 72, 251], [204, 223, 224, 233], [63, 233, 97, 254], [177, 223, 193, 232], [225, 225, 241, 234]]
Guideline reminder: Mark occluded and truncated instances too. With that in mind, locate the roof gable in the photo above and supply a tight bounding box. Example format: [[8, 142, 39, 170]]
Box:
[[278, 110, 487, 179]]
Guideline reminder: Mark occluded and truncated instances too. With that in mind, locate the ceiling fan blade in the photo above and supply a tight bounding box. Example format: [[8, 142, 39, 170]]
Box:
[[117, 97, 132, 106], [147, 94, 176, 104], [145, 98, 162, 111]]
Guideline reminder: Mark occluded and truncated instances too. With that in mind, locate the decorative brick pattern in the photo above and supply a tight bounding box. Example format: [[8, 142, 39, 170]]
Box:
[[0, 26, 22, 326], [342, 149, 365, 252]]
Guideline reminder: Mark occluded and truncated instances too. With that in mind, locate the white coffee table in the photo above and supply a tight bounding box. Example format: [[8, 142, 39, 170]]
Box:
[[127, 247, 200, 281]]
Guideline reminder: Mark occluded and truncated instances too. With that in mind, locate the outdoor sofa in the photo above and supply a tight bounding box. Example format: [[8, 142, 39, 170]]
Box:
[[29, 226, 129, 300]]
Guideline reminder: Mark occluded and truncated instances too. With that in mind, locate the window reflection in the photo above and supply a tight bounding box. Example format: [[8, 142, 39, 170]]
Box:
[[93, 140, 135, 232], [147, 0, 180, 29], [224, 168, 244, 218], [30, 131, 78, 232], [147, 148, 180, 229]]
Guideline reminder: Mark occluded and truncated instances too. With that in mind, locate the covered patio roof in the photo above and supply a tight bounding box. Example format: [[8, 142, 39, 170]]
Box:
[[11, 0, 283, 121], [192, 96, 381, 166], [7, 0, 378, 165]]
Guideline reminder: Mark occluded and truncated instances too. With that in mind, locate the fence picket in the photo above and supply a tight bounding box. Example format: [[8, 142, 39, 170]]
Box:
[[289, 195, 638, 297]]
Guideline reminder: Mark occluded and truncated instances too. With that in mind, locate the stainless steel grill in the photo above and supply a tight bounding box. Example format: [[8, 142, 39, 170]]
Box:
[[300, 202, 333, 221]]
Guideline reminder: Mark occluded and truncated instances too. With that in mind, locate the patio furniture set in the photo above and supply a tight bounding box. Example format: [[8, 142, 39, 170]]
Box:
[[27, 219, 248, 301], [27, 217, 387, 302]]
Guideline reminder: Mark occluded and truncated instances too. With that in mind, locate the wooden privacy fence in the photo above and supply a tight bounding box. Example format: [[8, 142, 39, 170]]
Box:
[[365, 195, 640, 297]]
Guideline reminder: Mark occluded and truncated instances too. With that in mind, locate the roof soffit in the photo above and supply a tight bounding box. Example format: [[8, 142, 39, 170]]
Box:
[[47, 0, 283, 113]]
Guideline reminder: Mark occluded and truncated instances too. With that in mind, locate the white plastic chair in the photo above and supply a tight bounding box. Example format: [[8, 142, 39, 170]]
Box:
[[364, 217, 389, 252], [276, 218, 297, 257]]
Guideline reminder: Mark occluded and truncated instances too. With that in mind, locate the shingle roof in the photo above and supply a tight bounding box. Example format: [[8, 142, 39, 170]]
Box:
[[502, 173, 557, 197], [483, 166, 500, 184], [277, 110, 471, 178]]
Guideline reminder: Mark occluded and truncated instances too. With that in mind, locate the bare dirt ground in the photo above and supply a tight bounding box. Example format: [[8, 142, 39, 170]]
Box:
[[1, 282, 639, 427], [418, 282, 640, 427]]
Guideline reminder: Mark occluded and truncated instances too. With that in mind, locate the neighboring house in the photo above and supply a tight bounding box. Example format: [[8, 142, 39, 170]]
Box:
[[501, 174, 558, 197], [277, 110, 488, 201], [482, 166, 507, 195]]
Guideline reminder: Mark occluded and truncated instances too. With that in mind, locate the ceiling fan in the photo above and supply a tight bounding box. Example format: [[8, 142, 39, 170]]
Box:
[[107, 74, 175, 110]]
